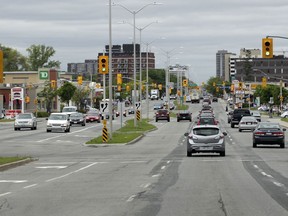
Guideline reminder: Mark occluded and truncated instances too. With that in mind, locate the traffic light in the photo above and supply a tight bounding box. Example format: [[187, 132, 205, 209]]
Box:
[[262, 38, 273, 58], [99, 56, 109, 74], [183, 79, 188, 87], [126, 85, 130, 91], [169, 87, 172, 94], [51, 80, 56, 89], [77, 76, 83, 85], [262, 77, 267, 88], [158, 84, 162, 90], [117, 85, 122, 92], [117, 73, 122, 85], [25, 96, 30, 103], [213, 82, 216, 87], [34, 98, 38, 104], [230, 84, 234, 91], [239, 82, 243, 90], [216, 87, 219, 92]]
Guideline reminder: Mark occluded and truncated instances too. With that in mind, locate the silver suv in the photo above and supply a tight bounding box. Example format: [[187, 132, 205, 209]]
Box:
[[184, 125, 227, 157]]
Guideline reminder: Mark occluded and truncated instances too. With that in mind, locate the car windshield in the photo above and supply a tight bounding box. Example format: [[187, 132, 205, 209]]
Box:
[[193, 128, 219, 136], [62, 108, 76, 112], [17, 114, 32, 119], [199, 118, 215, 125], [87, 112, 98, 116], [70, 113, 82, 117], [49, 114, 67, 120]]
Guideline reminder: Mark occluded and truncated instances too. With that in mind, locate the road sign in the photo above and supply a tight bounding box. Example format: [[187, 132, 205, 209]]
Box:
[[100, 101, 109, 113], [136, 110, 140, 121], [39, 70, 49, 80], [135, 102, 141, 110]]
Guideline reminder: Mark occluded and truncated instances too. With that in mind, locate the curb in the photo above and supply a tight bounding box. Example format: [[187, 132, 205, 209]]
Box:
[[0, 158, 37, 172]]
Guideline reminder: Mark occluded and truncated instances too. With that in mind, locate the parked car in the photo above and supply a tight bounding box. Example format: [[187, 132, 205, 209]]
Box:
[[253, 122, 286, 148], [85, 111, 101, 123], [177, 111, 192, 122], [14, 113, 37, 130], [184, 125, 227, 157], [280, 111, 288, 118], [46, 113, 70, 133], [238, 116, 258, 132], [251, 111, 261, 122], [155, 109, 170, 122], [70, 112, 86, 126]]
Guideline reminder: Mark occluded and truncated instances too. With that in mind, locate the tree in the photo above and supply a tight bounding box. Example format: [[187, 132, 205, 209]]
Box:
[[0, 44, 29, 71], [71, 87, 90, 111], [26, 44, 60, 71], [57, 82, 77, 106], [205, 76, 223, 96], [254, 84, 288, 105], [37, 82, 58, 113]]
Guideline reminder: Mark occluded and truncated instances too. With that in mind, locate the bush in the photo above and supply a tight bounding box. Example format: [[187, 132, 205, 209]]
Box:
[[34, 111, 49, 118]]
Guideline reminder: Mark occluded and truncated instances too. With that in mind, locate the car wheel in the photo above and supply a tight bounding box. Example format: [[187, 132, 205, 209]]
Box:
[[47, 129, 51, 133], [155, 119, 158, 122], [14, 128, 17, 131], [253, 141, 257, 148], [220, 151, 225, 156], [280, 142, 285, 148], [231, 123, 234, 128], [177, 119, 179, 122], [167, 118, 170, 122], [67, 127, 70, 132], [34, 126, 37, 130], [238, 129, 242, 132], [82, 123, 86, 126], [187, 150, 192, 157]]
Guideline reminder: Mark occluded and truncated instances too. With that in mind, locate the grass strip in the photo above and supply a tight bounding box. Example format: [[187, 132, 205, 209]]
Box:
[[0, 156, 29, 165]]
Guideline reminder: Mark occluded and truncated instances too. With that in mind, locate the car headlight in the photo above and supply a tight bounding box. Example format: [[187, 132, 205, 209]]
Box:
[[61, 123, 67, 127]]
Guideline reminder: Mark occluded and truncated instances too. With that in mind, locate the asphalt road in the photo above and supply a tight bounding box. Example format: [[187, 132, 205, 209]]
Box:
[[0, 100, 288, 216]]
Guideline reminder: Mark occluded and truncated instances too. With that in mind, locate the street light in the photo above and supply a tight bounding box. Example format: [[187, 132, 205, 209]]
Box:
[[112, 2, 162, 126], [118, 20, 158, 121]]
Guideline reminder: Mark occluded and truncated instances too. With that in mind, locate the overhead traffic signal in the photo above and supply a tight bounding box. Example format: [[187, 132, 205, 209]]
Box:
[[99, 56, 109, 74], [158, 84, 162, 90], [126, 85, 130, 92], [25, 96, 30, 103], [117, 73, 122, 85], [117, 85, 122, 92], [262, 77, 267, 88], [77, 75, 83, 85], [51, 80, 56, 89], [262, 38, 273, 58]]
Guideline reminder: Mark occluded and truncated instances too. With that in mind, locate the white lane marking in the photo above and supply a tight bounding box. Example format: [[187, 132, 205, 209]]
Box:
[[35, 162, 75, 165], [273, 182, 284, 187], [167, 160, 171, 164], [143, 183, 150, 188], [0, 192, 11, 197], [253, 165, 259, 169], [0, 180, 27, 183], [260, 171, 273, 178], [127, 195, 136, 202], [120, 161, 147, 164], [37, 125, 96, 142], [161, 166, 166, 170], [36, 166, 67, 169], [23, 184, 37, 189], [152, 174, 161, 178], [46, 162, 98, 182]]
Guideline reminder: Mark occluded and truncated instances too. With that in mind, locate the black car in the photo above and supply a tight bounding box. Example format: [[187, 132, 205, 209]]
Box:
[[70, 112, 86, 126], [177, 111, 192, 122], [253, 122, 286, 148], [212, 97, 218, 102]]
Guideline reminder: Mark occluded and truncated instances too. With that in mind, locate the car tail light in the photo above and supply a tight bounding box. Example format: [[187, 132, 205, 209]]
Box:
[[273, 132, 284, 136], [240, 122, 246, 124], [215, 135, 224, 140], [255, 132, 265, 135], [253, 122, 258, 124]]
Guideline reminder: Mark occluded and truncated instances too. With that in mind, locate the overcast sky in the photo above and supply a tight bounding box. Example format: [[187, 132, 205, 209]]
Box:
[[1, 0, 288, 84]]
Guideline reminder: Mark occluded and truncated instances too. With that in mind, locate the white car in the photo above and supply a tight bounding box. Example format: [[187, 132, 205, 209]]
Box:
[[238, 116, 258, 132], [46, 113, 70, 133], [281, 111, 288, 118], [14, 113, 37, 130]]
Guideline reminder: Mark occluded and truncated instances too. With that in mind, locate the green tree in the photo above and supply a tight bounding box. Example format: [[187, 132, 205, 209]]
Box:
[[0, 45, 29, 71], [254, 84, 288, 105], [57, 82, 77, 106], [37, 82, 58, 113], [72, 87, 90, 111], [205, 76, 223, 97], [26, 44, 60, 71]]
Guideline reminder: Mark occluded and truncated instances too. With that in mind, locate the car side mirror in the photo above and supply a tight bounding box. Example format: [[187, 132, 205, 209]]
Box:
[[184, 132, 189, 136], [223, 132, 228, 136]]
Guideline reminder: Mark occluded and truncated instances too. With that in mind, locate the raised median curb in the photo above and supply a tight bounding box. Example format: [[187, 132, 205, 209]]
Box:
[[0, 158, 37, 172]]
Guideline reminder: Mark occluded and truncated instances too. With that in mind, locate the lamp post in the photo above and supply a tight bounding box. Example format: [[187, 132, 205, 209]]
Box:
[[118, 21, 158, 120], [112, 2, 162, 126]]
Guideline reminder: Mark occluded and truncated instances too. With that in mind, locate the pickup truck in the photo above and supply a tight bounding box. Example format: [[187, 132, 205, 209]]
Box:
[[230, 108, 251, 128]]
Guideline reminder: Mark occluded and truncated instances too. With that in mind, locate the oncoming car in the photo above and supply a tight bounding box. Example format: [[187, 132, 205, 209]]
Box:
[[46, 113, 70, 133], [184, 125, 227, 157], [14, 113, 37, 130]]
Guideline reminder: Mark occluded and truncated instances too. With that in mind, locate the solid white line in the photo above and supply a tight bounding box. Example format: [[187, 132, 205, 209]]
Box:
[[167, 160, 171, 164], [46, 162, 98, 182], [261, 171, 273, 178], [0, 180, 27, 183], [152, 174, 161, 178], [0, 192, 11, 197], [253, 165, 259, 169], [23, 184, 37, 189], [161, 166, 166, 170]]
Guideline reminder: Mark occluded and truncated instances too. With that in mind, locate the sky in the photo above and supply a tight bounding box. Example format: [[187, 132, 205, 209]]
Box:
[[1, 0, 288, 85]]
